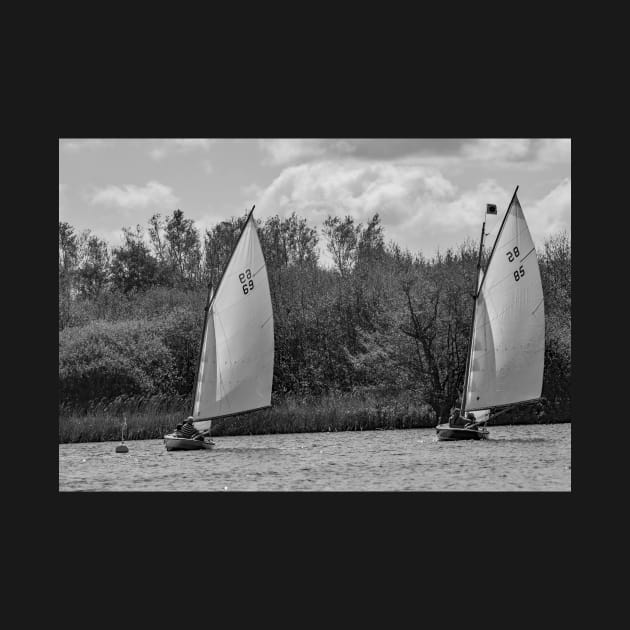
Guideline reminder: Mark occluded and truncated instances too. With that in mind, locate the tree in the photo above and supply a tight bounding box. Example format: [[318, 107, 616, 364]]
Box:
[[59, 221, 79, 329], [203, 215, 246, 289], [322, 215, 361, 277], [396, 247, 477, 423], [260, 212, 319, 270], [287, 213, 319, 267], [59, 207, 571, 425], [356, 213, 385, 268], [164, 209, 202, 286], [148, 213, 167, 266], [539, 231, 571, 415], [59, 221, 78, 275], [110, 226, 160, 294], [76, 231, 110, 299]]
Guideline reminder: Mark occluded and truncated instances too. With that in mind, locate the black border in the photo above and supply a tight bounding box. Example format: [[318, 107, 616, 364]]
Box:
[[51, 84, 578, 607]]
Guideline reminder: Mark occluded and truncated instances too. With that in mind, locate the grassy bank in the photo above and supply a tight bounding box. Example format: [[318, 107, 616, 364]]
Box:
[[58, 391, 570, 444], [58, 391, 434, 443], [58, 394, 188, 443]]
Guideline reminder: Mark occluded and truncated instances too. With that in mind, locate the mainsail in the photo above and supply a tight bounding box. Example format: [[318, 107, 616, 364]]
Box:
[[465, 270, 489, 423], [192, 209, 274, 429], [464, 191, 545, 412]]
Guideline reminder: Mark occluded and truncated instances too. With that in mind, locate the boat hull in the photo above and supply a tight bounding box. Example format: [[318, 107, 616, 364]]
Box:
[[164, 434, 215, 451], [435, 423, 489, 441]]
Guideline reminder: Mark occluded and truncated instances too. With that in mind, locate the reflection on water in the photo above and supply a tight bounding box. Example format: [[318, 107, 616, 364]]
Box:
[[488, 437, 548, 444], [204, 447, 283, 455], [59, 423, 571, 492]]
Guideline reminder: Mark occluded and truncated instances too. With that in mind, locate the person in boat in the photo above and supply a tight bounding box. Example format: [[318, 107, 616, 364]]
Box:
[[174, 423, 184, 437], [180, 416, 206, 441], [463, 411, 478, 428], [448, 407, 468, 428]]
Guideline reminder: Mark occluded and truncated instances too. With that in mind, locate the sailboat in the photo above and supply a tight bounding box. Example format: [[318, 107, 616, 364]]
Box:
[[164, 205, 274, 451], [436, 187, 545, 441]]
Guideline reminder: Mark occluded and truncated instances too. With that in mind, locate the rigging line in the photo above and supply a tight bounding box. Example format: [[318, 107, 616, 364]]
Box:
[[531, 298, 544, 316], [519, 247, 536, 262], [496, 233, 521, 251], [484, 257, 540, 294]]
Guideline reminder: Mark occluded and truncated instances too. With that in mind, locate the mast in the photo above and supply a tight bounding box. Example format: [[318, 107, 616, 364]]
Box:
[[191, 281, 213, 416], [461, 220, 486, 417], [191, 204, 257, 418], [477, 186, 519, 296]]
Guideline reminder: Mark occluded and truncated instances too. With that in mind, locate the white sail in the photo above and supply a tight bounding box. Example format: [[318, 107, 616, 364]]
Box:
[[469, 409, 490, 424], [192, 212, 274, 424], [465, 193, 544, 412], [464, 269, 489, 422]]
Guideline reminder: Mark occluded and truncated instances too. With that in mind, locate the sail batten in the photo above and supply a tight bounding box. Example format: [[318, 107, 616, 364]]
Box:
[[464, 192, 545, 411]]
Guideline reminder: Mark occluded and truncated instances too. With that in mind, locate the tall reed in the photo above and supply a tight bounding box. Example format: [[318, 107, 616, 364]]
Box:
[[58, 389, 569, 444], [58, 390, 434, 443]]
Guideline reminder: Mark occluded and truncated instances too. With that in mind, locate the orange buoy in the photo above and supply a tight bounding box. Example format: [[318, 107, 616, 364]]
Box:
[[115, 443, 129, 453]]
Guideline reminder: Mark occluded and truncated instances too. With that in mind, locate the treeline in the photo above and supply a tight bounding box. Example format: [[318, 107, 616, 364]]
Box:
[[59, 209, 571, 425]]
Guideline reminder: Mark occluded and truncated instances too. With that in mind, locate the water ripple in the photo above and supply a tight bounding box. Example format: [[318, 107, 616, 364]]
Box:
[[59, 424, 571, 491]]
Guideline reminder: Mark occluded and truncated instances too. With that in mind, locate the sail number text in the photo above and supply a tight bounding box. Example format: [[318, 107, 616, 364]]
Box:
[[506, 246, 526, 282], [239, 269, 255, 294]]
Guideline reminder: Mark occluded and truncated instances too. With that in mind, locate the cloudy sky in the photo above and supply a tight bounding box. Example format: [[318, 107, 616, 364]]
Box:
[[59, 138, 570, 264]]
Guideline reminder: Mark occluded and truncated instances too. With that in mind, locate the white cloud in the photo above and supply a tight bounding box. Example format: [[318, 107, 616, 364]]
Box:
[[59, 139, 569, 265], [536, 139, 571, 163], [149, 139, 215, 160], [59, 183, 67, 215], [258, 139, 571, 170], [241, 182, 264, 201], [253, 156, 569, 260], [526, 178, 571, 242], [428, 180, 511, 231], [385, 179, 516, 257], [257, 159, 455, 223], [461, 139, 532, 162], [259, 139, 326, 165], [254, 159, 471, 259], [459, 139, 571, 170], [90, 181, 179, 209], [258, 139, 356, 165]]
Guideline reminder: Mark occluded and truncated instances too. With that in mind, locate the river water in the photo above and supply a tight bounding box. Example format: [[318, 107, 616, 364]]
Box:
[[58, 423, 570, 491]]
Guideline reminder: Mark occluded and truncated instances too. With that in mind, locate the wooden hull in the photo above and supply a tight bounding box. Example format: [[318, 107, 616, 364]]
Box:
[[164, 434, 215, 451], [436, 423, 489, 441]]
